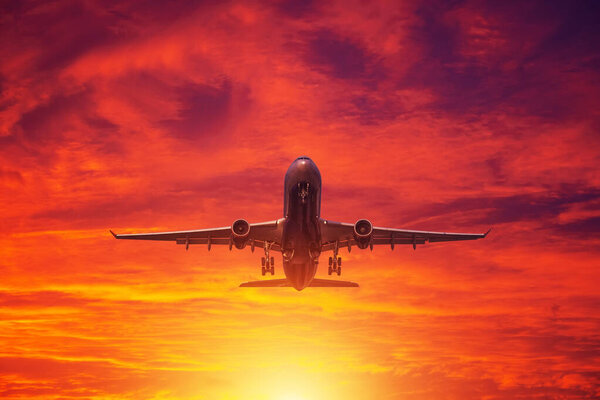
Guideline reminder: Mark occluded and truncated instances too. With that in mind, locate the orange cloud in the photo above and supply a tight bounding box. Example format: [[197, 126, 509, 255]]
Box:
[[1, 0, 599, 399]]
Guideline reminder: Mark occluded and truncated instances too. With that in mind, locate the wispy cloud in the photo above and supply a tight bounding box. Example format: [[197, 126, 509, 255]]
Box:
[[1, 0, 599, 398]]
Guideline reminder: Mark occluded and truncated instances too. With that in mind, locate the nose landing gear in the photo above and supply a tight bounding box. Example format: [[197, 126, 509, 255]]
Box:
[[297, 182, 310, 204], [261, 242, 275, 276]]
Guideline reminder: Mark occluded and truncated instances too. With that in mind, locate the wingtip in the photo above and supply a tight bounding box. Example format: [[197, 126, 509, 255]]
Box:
[[109, 230, 117, 238], [484, 227, 492, 237]]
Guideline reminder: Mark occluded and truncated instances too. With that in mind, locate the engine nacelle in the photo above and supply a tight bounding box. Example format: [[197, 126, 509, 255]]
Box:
[[353, 219, 373, 249], [231, 219, 250, 249]]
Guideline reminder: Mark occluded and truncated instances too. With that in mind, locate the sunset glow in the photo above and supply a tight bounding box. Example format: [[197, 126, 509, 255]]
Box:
[[1, 1, 599, 399]]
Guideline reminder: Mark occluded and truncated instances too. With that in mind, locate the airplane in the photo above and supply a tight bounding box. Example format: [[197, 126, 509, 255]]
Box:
[[111, 156, 490, 291]]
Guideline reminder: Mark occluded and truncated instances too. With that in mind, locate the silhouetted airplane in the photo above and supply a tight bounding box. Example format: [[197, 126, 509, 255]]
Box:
[[111, 156, 490, 290]]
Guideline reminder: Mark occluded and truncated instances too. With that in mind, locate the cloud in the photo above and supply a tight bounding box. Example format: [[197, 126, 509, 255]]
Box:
[[0, 290, 89, 308], [305, 29, 385, 83], [15, 90, 94, 142], [1, 0, 599, 399], [555, 216, 600, 235], [0, 168, 23, 184], [442, 186, 600, 225], [160, 79, 252, 141], [395, 1, 600, 122], [276, 0, 317, 18]]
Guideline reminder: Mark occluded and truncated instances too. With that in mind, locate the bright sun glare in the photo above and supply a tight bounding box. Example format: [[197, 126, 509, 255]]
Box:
[[278, 395, 306, 400]]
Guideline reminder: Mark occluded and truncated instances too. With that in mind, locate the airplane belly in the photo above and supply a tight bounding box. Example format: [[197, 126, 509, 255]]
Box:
[[284, 261, 317, 291], [281, 222, 320, 291]]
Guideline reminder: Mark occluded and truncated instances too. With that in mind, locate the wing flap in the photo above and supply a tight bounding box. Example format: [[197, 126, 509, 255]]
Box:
[[175, 238, 231, 245], [174, 238, 281, 251], [371, 237, 427, 245]]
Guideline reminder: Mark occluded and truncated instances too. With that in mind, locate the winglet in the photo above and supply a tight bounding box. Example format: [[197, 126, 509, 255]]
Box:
[[109, 230, 117, 238], [483, 228, 492, 237]]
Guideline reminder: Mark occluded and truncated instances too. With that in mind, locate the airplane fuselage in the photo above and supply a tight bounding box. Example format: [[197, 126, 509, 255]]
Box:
[[281, 157, 322, 290]]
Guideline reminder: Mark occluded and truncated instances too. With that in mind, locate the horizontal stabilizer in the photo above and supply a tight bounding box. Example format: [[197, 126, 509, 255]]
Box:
[[309, 279, 359, 287], [239, 279, 290, 287], [239, 278, 359, 288]]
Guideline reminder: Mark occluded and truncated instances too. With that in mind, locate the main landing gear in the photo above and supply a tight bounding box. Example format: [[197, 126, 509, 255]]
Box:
[[328, 256, 342, 275], [328, 241, 342, 276], [261, 242, 275, 276]]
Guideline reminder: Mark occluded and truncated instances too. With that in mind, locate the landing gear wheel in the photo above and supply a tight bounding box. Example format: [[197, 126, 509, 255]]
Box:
[[270, 257, 274, 266], [328, 266, 332, 275], [261, 266, 266, 276], [337, 266, 342, 276], [261, 257, 266, 266], [337, 257, 342, 266], [270, 266, 274, 275], [329, 257, 333, 266]]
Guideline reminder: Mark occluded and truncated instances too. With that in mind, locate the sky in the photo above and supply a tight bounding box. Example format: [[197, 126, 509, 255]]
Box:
[[1, 0, 599, 399]]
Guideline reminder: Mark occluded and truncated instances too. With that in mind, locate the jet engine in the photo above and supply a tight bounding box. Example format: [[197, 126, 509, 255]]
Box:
[[231, 219, 250, 249], [353, 219, 373, 249]]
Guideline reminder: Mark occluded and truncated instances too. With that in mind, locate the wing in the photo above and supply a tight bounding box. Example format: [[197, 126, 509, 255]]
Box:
[[320, 219, 490, 251], [110, 219, 283, 251]]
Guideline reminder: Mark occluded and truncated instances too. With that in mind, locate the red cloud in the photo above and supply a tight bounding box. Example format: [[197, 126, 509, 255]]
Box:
[[1, 0, 599, 398]]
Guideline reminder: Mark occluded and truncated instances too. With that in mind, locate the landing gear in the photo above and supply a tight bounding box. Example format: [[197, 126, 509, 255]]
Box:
[[328, 260, 341, 275], [328, 258, 342, 275], [261, 242, 275, 275], [261, 258, 274, 275], [298, 182, 310, 204], [328, 242, 342, 275]]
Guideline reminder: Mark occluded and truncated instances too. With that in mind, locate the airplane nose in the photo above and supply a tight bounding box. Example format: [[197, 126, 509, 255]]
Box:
[[291, 158, 320, 181]]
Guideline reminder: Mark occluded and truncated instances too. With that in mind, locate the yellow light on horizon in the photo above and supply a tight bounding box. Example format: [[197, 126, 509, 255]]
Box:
[[278, 394, 306, 400]]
